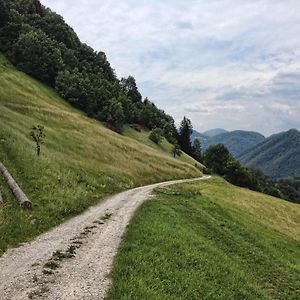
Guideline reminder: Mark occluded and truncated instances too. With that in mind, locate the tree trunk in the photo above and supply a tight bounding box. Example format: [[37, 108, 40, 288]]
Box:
[[0, 163, 32, 210], [0, 190, 3, 203]]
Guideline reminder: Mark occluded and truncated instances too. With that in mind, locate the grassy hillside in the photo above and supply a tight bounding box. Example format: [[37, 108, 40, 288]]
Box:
[[238, 129, 300, 179], [0, 54, 201, 255], [108, 177, 300, 299], [122, 125, 202, 167]]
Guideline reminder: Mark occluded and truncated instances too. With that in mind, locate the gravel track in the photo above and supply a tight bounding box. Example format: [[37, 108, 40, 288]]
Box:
[[0, 176, 210, 300]]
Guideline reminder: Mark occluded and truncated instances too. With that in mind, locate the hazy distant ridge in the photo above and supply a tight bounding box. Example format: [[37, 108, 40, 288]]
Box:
[[237, 129, 300, 179], [192, 129, 265, 157]]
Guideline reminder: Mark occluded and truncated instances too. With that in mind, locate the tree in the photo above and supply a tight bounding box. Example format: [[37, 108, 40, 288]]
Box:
[[30, 125, 45, 156], [0, 1, 9, 27], [120, 76, 142, 104], [192, 138, 202, 162], [12, 29, 64, 85], [55, 68, 92, 110], [172, 143, 182, 158], [140, 99, 155, 128], [178, 117, 193, 156], [162, 118, 177, 143], [224, 159, 257, 189], [149, 128, 164, 144], [106, 98, 125, 131], [203, 144, 232, 175], [262, 186, 282, 198]]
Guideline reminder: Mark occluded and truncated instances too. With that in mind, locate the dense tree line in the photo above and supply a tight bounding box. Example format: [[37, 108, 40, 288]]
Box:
[[0, 0, 177, 138]]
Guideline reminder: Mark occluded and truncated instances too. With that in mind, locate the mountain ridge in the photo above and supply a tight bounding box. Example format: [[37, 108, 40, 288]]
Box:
[[192, 129, 265, 157], [238, 129, 300, 179]]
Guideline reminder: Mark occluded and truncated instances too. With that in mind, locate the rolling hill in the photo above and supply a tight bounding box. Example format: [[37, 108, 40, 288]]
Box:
[[207, 130, 266, 157], [202, 128, 228, 137], [192, 129, 265, 157], [238, 129, 300, 179], [0, 53, 200, 255]]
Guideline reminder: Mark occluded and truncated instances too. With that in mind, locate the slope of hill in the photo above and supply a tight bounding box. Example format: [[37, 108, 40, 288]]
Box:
[[122, 125, 202, 167], [0, 54, 200, 255], [0, 0, 178, 141], [207, 130, 266, 157], [203, 128, 228, 137], [192, 129, 265, 157], [238, 129, 300, 179], [108, 177, 300, 299]]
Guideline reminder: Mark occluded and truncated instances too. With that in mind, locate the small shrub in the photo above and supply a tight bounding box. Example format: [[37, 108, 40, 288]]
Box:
[[171, 143, 182, 158], [30, 125, 45, 156], [149, 128, 163, 144]]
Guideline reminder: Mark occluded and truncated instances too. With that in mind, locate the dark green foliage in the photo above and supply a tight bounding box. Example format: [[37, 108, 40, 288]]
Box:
[[106, 98, 125, 131], [149, 128, 163, 144], [262, 186, 282, 198], [0, 0, 177, 137], [120, 76, 142, 105], [55, 69, 94, 111], [203, 144, 232, 175], [178, 117, 193, 156], [30, 125, 45, 156], [225, 159, 258, 189], [192, 138, 202, 162], [0, 1, 9, 27], [12, 29, 64, 84], [203, 144, 290, 201], [276, 178, 300, 204]]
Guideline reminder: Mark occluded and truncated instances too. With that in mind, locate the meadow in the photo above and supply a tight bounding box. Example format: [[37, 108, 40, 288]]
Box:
[[108, 177, 300, 299]]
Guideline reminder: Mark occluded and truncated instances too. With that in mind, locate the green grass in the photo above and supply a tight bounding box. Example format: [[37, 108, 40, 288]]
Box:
[[0, 54, 201, 255], [108, 177, 300, 299], [122, 125, 203, 167]]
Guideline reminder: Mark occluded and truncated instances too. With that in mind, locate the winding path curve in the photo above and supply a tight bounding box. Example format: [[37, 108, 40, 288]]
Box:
[[0, 176, 210, 300]]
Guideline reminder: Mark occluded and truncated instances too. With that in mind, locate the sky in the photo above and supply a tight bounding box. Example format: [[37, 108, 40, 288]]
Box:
[[42, 0, 300, 136]]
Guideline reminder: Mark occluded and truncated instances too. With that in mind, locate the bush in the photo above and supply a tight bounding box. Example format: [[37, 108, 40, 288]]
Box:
[[171, 143, 182, 158], [149, 128, 164, 144], [224, 160, 258, 189]]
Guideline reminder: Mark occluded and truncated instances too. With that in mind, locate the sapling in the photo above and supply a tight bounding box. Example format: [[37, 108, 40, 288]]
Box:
[[30, 125, 45, 156]]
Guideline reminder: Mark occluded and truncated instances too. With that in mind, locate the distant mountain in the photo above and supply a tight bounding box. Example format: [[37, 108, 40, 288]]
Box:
[[192, 129, 265, 157], [202, 128, 228, 137], [238, 129, 300, 179], [207, 131, 266, 157], [191, 130, 210, 149]]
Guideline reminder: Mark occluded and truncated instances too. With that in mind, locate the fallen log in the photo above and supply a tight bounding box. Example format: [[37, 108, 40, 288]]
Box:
[[0, 163, 32, 210]]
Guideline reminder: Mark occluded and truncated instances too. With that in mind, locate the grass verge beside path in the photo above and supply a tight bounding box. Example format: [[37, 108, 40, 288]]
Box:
[[108, 177, 300, 300]]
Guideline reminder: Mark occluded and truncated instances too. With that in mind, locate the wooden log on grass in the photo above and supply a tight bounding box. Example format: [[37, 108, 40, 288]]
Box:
[[0, 162, 32, 210]]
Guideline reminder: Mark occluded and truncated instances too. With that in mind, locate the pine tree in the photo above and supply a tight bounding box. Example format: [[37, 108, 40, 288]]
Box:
[[178, 117, 193, 156], [193, 138, 202, 162]]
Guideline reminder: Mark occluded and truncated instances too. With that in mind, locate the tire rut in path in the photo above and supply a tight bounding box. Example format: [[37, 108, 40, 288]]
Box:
[[0, 176, 210, 300]]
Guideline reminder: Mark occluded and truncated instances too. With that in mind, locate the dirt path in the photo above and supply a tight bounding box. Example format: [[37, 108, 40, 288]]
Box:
[[0, 176, 210, 300]]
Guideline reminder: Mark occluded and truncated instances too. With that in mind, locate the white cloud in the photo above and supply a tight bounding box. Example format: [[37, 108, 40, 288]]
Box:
[[42, 0, 300, 135]]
